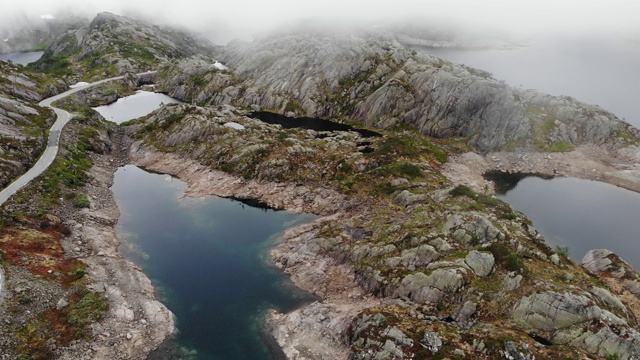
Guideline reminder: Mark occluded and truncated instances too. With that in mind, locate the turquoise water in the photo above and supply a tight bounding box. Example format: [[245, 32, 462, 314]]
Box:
[[112, 165, 317, 359]]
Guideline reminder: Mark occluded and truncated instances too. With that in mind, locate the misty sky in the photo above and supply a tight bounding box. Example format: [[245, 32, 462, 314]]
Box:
[[4, 0, 640, 42]]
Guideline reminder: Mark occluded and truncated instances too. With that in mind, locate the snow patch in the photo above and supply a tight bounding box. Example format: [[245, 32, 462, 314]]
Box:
[[224, 122, 245, 130], [40, 14, 55, 20], [70, 82, 90, 88], [213, 61, 229, 71]]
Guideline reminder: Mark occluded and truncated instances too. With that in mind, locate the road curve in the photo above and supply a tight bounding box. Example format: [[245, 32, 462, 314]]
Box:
[[0, 71, 155, 304], [0, 71, 156, 207]]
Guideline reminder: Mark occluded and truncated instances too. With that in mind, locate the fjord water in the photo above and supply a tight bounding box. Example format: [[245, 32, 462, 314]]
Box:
[[93, 91, 181, 124], [420, 36, 640, 127], [112, 165, 317, 359], [495, 176, 640, 269], [0, 51, 44, 65]]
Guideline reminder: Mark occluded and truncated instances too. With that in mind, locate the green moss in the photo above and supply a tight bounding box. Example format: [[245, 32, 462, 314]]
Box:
[[506, 254, 526, 272], [73, 194, 90, 208], [68, 290, 109, 330], [284, 100, 305, 114], [378, 162, 423, 179], [535, 141, 575, 153]]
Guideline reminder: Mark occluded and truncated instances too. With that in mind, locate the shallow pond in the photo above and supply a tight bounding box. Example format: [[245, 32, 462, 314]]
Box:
[[112, 165, 317, 359], [93, 91, 181, 124], [491, 174, 640, 268]]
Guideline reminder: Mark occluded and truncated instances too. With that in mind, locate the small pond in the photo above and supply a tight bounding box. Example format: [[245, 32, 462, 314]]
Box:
[[93, 91, 181, 124], [488, 172, 640, 268], [248, 111, 381, 138], [112, 165, 317, 359], [0, 51, 44, 65]]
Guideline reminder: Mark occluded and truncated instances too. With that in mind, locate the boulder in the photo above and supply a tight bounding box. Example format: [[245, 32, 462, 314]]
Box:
[[465, 250, 495, 277], [392, 190, 428, 207], [581, 249, 615, 273], [512, 291, 626, 331]]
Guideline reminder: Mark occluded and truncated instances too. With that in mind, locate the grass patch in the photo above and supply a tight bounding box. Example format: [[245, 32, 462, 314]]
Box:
[[449, 185, 501, 208], [535, 141, 575, 153]]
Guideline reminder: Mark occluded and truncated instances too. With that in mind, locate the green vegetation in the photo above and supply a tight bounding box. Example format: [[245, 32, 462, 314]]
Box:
[[535, 141, 575, 153], [67, 290, 109, 332], [39, 55, 74, 78], [500, 212, 517, 220], [555, 245, 570, 258], [73, 194, 90, 208], [506, 254, 526, 272], [449, 184, 501, 208], [284, 100, 305, 114]]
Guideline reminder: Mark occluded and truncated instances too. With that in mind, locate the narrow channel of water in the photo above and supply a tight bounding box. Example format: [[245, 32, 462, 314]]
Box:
[[491, 174, 640, 268], [93, 91, 181, 124], [0, 51, 44, 65], [112, 165, 317, 359]]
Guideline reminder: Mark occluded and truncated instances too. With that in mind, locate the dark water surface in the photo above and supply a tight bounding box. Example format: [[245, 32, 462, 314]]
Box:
[[418, 36, 640, 127], [93, 91, 181, 124], [0, 51, 44, 65], [112, 165, 317, 359], [494, 175, 640, 268], [249, 111, 382, 138]]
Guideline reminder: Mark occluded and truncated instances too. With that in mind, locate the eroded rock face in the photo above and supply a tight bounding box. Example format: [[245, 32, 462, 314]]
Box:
[[513, 291, 626, 331], [155, 31, 636, 152], [512, 291, 640, 359]]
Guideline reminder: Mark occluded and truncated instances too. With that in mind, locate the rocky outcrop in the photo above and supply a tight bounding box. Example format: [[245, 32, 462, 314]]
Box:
[[155, 31, 638, 152], [0, 61, 61, 190], [32, 12, 219, 82]]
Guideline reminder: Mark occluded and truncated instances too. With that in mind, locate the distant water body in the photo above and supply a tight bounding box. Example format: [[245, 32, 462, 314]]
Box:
[[0, 51, 44, 66], [418, 35, 640, 127]]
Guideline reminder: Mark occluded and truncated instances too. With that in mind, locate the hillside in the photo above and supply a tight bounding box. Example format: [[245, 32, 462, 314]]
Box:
[[0, 60, 66, 189], [2, 14, 640, 360], [155, 32, 638, 153], [31, 12, 219, 82]]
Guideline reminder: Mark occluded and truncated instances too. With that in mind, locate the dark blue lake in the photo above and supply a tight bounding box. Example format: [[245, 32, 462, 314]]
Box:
[[112, 165, 317, 359], [494, 175, 640, 269]]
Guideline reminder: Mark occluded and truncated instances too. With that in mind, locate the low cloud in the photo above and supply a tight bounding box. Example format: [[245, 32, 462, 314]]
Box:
[[2, 0, 639, 44]]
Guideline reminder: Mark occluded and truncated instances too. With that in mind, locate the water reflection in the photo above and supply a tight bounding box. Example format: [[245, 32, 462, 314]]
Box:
[[112, 165, 317, 359], [493, 174, 640, 268], [93, 91, 181, 124]]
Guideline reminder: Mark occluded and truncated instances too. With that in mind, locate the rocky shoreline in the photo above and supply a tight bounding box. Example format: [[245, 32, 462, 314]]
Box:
[[60, 132, 175, 359], [128, 136, 640, 359], [443, 144, 640, 195], [128, 142, 375, 357], [0, 126, 175, 359]]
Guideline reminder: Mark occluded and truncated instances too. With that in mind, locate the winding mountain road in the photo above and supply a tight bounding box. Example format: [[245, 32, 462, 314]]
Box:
[[0, 71, 155, 206], [0, 71, 155, 302]]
